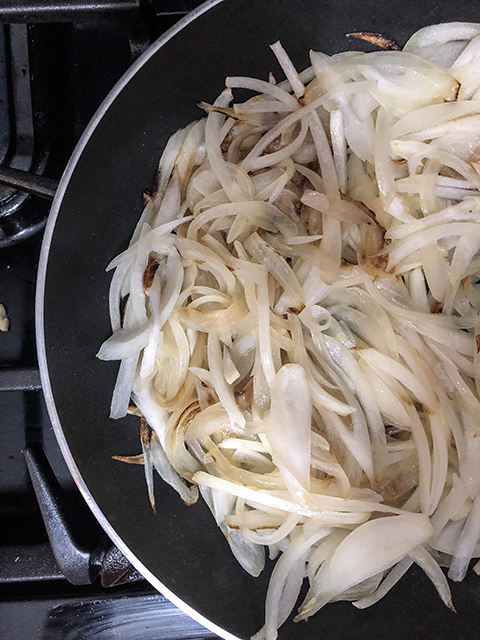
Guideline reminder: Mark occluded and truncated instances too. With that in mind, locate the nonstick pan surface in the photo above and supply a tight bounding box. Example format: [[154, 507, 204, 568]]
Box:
[[37, 1, 480, 638]]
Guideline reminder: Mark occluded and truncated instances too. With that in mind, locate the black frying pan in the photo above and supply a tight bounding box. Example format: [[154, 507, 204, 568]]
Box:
[[36, 1, 480, 638]]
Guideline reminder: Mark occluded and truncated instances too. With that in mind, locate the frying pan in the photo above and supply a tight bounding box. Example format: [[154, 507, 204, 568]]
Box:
[[36, 1, 480, 638]]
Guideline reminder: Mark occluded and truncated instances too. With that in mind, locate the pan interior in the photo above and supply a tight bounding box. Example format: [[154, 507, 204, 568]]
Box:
[[39, 1, 480, 638]]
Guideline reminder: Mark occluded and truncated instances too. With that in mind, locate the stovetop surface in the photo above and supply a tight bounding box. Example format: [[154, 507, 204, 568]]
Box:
[[0, 3, 218, 638]]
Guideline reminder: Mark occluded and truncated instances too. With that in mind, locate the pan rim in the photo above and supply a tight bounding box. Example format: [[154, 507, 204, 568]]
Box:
[[35, 2, 240, 639]]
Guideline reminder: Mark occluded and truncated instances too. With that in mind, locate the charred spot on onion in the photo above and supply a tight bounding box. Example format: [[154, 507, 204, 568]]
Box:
[[286, 305, 305, 315], [112, 453, 145, 465], [142, 257, 160, 291], [430, 300, 443, 314], [444, 81, 461, 102], [198, 101, 240, 120], [346, 31, 401, 51], [140, 416, 152, 446]]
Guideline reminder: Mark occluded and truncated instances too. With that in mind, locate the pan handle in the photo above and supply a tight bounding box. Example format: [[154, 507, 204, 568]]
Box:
[[24, 442, 107, 585], [23, 442, 144, 587], [0, 166, 58, 200]]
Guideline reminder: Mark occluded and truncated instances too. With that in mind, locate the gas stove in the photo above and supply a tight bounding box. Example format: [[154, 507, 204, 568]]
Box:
[[0, 3, 217, 637]]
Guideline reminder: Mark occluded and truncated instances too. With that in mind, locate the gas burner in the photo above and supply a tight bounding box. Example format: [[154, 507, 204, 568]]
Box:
[[0, 24, 51, 246], [0, 0, 191, 247]]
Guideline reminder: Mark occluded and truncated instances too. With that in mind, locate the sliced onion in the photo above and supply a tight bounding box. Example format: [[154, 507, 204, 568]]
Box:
[[101, 27, 480, 638]]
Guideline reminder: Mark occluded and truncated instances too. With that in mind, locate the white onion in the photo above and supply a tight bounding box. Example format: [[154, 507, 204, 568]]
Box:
[[100, 25, 480, 639]]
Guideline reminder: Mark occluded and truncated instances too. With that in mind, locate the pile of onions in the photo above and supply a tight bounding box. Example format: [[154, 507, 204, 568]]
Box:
[[99, 22, 480, 639]]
